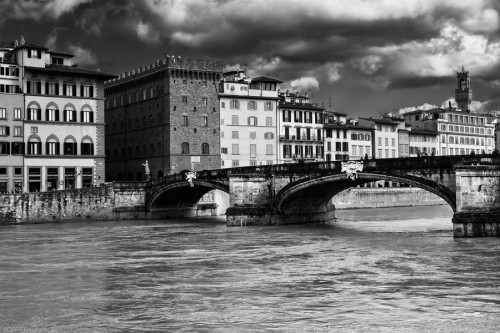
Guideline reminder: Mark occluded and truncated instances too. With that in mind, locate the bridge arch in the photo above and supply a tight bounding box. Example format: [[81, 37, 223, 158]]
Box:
[[274, 172, 456, 216], [147, 179, 229, 212]]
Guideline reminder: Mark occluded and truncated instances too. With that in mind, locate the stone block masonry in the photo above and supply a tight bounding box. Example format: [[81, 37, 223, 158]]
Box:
[[0, 183, 147, 225], [453, 165, 500, 237]]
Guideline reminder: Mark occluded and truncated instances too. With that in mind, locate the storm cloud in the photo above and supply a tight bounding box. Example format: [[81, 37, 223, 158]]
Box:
[[1, 0, 499, 116]]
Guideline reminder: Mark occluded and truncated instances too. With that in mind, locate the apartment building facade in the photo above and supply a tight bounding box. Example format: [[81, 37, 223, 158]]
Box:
[[358, 118, 405, 158], [219, 71, 281, 168], [408, 128, 438, 156], [403, 108, 495, 155], [0, 41, 23, 193], [0, 39, 115, 193], [277, 92, 325, 163]]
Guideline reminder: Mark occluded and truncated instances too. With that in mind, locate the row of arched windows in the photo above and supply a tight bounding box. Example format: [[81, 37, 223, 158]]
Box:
[[26, 134, 94, 156], [443, 136, 486, 146], [26, 101, 94, 123]]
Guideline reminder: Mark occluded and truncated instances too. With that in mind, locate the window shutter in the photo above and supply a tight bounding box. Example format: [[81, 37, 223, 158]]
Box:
[[28, 51, 32, 58], [72, 110, 77, 122], [63, 110, 67, 122], [37, 51, 41, 59], [56, 142, 60, 155], [72, 85, 77, 96], [91, 143, 94, 155], [63, 84, 66, 96], [80, 111, 84, 122], [37, 142, 41, 154], [45, 109, 49, 121], [55, 83, 59, 95], [73, 142, 78, 154], [45, 82, 49, 94], [27, 81, 31, 94], [89, 112, 94, 123], [90, 86, 94, 98], [46, 142, 49, 154], [37, 82, 41, 94], [5, 126, 9, 136], [37, 109, 41, 120], [56, 110, 59, 121], [21, 144, 25, 155], [80, 85, 84, 97]]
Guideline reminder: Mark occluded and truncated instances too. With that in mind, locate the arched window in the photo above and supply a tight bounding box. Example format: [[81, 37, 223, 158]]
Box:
[[46, 135, 60, 155], [181, 142, 189, 154], [201, 143, 209, 155], [27, 135, 41, 155], [81, 137, 94, 155], [81, 106, 94, 123], [449, 136, 454, 144], [150, 143, 155, 155], [143, 89, 147, 100], [63, 136, 77, 155]]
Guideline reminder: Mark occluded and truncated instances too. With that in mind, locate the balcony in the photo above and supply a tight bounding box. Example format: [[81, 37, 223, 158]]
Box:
[[279, 135, 323, 142]]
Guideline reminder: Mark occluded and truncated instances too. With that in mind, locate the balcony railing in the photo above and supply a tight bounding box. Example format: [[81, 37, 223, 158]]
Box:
[[279, 135, 323, 142]]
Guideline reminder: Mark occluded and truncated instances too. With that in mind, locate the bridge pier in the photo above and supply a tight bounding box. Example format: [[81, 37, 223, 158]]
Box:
[[452, 165, 500, 237], [225, 174, 335, 226]]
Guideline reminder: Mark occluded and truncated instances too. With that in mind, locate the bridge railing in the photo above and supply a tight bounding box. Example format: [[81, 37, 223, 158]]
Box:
[[145, 154, 500, 185]]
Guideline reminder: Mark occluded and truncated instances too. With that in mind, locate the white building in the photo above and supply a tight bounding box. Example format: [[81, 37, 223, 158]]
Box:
[[219, 71, 281, 168], [0, 38, 115, 193], [277, 92, 325, 163], [408, 128, 438, 156], [403, 108, 495, 155], [358, 117, 405, 158]]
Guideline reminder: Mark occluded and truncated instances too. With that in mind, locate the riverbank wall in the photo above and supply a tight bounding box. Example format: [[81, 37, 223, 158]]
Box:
[[332, 187, 446, 209], [0, 182, 226, 225], [0, 183, 143, 225], [0, 184, 445, 225]]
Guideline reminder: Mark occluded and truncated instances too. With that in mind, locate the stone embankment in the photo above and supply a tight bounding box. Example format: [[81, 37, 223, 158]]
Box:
[[332, 187, 446, 209], [0, 183, 146, 225]]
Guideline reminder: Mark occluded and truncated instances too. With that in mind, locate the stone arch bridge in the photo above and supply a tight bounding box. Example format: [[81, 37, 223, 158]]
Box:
[[146, 155, 500, 237]]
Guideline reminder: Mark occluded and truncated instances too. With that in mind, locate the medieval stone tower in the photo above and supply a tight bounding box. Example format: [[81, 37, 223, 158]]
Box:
[[455, 66, 472, 112]]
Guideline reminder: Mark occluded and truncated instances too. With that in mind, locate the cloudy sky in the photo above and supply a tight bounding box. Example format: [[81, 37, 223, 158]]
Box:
[[2, 0, 500, 117]]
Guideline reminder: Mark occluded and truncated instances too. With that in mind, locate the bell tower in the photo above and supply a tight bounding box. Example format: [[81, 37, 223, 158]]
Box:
[[455, 66, 472, 112]]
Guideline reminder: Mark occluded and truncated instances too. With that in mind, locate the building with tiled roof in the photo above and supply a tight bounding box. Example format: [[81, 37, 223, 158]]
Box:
[[278, 91, 325, 163], [0, 37, 116, 193], [219, 71, 281, 168], [402, 105, 495, 155], [357, 117, 406, 158]]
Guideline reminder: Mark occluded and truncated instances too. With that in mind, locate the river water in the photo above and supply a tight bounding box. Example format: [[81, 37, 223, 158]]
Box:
[[1, 205, 500, 332]]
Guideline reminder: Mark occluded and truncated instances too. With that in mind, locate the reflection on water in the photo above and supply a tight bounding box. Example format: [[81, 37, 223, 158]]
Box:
[[1, 206, 500, 332]]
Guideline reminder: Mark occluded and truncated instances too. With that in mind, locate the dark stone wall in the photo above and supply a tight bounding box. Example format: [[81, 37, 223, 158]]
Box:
[[0, 183, 146, 224]]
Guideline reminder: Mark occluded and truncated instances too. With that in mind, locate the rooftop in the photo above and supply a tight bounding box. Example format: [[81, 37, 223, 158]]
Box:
[[13, 42, 48, 51], [410, 128, 438, 136], [279, 101, 324, 111], [251, 76, 283, 83], [25, 64, 117, 79], [358, 117, 400, 126]]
